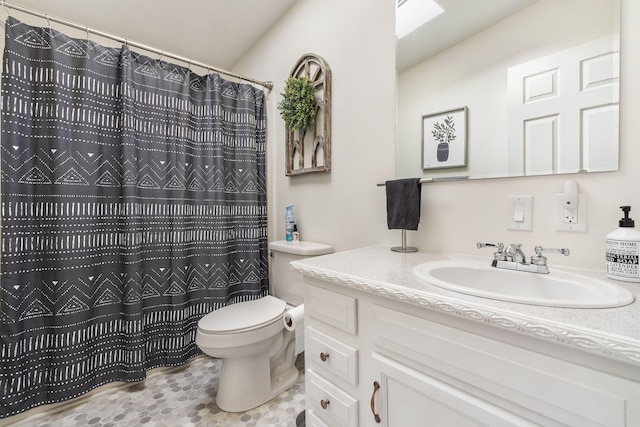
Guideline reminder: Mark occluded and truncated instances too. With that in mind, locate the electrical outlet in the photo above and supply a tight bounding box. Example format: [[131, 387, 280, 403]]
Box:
[[555, 193, 587, 231], [563, 205, 578, 223]]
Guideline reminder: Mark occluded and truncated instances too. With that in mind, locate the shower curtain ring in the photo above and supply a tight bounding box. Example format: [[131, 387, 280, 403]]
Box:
[[46, 14, 51, 29]]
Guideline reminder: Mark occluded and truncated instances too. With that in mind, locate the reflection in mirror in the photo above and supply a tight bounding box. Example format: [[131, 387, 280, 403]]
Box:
[[396, 0, 620, 181]]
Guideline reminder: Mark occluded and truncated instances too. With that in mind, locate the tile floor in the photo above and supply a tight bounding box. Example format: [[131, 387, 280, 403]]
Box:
[[10, 355, 306, 427]]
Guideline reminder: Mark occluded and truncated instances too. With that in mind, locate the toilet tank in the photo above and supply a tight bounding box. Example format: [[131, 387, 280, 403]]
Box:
[[268, 240, 333, 306]]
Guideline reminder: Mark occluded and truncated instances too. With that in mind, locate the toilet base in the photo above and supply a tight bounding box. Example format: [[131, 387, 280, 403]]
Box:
[[215, 330, 299, 412]]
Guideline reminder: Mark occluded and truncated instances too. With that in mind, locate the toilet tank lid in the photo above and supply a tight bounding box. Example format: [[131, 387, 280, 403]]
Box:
[[269, 240, 334, 256]]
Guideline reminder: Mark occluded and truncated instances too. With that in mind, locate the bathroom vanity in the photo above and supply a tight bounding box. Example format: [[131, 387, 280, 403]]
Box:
[[291, 245, 640, 427]]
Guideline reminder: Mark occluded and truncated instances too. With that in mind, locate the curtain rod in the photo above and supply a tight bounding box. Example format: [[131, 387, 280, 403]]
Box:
[[0, 0, 274, 91]]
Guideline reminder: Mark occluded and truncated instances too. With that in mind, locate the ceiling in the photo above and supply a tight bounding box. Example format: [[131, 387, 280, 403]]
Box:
[[3, 0, 538, 75], [2, 0, 297, 71]]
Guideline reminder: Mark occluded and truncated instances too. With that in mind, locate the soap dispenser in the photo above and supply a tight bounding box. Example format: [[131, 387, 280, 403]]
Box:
[[605, 206, 640, 282]]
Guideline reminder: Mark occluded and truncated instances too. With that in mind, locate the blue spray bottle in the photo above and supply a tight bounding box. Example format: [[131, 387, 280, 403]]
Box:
[[285, 205, 295, 242]]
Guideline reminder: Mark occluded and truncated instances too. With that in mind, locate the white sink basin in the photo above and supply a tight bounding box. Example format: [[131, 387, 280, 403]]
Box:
[[413, 260, 635, 308]]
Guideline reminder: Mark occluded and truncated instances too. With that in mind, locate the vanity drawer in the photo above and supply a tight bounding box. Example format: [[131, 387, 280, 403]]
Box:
[[306, 409, 331, 427], [306, 325, 359, 385], [306, 369, 358, 427], [305, 283, 357, 334]]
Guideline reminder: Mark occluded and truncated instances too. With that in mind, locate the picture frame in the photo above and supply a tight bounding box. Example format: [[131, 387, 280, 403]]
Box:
[[422, 106, 468, 170]]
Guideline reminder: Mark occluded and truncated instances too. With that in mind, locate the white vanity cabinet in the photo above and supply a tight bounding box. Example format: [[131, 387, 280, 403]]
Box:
[[303, 277, 640, 427]]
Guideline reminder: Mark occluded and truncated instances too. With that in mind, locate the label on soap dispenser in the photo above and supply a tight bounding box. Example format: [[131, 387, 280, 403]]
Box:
[[606, 239, 640, 281]]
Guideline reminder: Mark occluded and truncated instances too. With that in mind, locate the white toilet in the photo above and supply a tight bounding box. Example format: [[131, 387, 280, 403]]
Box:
[[195, 240, 333, 412]]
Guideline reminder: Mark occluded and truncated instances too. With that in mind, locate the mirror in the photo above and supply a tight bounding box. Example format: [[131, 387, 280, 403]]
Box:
[[396, 0, 621, 180]]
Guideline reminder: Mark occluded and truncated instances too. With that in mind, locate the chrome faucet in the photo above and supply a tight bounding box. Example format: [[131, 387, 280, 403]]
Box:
[[504, 243, 526, 263], [477, 242, 570, 274]]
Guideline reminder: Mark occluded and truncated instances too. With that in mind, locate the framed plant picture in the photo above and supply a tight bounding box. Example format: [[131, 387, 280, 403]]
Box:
[[422, 106, 468, 170]]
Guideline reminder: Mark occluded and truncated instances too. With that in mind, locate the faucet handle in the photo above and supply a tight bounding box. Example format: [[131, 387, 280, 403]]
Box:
[[477, 242, 504, 249], [477, 242, 505, 260], [534, 246, 570, 256], [531, 246, 570, 266]]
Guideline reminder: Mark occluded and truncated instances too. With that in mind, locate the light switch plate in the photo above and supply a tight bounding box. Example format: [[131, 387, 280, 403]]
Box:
[[555, 193, 588, 231], [506, 195, 532, 231]]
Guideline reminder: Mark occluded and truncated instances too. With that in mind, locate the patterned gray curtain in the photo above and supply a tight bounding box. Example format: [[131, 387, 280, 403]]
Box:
[[0, 17, 268, 418]]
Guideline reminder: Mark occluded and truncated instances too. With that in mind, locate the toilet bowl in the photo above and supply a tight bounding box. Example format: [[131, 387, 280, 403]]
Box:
[[196, 296, 298, 412], [195, 240, 333, 412]]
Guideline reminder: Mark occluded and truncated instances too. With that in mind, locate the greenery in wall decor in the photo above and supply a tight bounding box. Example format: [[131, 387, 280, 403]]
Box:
[[277, 76, 316, 130], [432, 115, 457, 144]]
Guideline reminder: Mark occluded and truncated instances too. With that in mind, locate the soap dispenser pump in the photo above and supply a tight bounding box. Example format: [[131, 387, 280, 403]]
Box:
[[605, 206, 640, 282]]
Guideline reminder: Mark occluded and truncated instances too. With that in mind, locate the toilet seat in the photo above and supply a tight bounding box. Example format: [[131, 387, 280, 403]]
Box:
[[198, 295, 286, 334]]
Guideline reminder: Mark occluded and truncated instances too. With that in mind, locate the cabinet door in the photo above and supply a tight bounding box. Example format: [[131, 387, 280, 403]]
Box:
[[370, 303, 640, 426], [371, 353, 536, 427]]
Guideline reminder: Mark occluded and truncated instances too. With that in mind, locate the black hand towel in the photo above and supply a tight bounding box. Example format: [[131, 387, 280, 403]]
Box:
[[386, 178, 422, 230]]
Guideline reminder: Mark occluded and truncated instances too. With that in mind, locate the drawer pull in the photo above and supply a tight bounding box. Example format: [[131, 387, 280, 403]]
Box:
[[320, 352, 330, 362], [371, 381, 381, 423], [320, 399, 330, 410]]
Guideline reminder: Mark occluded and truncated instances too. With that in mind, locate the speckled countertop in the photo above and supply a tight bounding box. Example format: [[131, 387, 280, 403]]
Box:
[[291, 245, 640, 367]]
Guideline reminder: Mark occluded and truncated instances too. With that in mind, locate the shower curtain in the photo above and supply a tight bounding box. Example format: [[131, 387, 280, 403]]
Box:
[[0, 17, 268, 418]]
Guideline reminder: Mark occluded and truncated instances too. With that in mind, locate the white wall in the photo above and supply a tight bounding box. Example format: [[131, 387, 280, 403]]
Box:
[[234, 0, 397, 253], [236, 0, 637, 272]]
